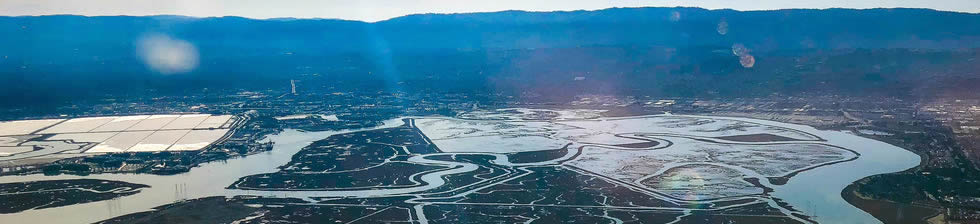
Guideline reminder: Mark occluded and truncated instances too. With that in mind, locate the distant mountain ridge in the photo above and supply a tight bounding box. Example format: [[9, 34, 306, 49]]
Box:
[[3, 7, 980, 54], [1, 7, 979, 109]]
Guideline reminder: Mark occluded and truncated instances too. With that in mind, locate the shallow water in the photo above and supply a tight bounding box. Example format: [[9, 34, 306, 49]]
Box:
[[0, 116, 920, 224], [696, 116, 920, 224]]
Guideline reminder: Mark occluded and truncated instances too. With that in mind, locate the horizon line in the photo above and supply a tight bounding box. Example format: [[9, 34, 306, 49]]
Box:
[[1, 6, 976, 23]]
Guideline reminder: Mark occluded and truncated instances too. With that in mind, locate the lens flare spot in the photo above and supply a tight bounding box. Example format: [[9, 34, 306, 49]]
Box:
[[669, 11, 681, 22], [740, 55, 756, 68], [138, 34, 199, 74], [732, 43, 749, 56], [717, 20, 729, 35]]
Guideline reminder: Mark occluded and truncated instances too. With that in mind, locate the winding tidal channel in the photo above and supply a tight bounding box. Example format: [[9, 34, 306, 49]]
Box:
[[0, 116, 919, 224]]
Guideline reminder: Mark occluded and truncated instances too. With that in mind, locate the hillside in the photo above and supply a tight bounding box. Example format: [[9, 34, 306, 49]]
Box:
[[1, 7, 979, 107]]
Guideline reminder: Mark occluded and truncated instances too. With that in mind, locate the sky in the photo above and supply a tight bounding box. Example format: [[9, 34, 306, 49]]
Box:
[[2, 0, 979, 22]]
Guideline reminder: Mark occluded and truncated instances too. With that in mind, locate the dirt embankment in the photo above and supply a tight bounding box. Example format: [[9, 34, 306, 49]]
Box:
[[842, 184, 943, 224]]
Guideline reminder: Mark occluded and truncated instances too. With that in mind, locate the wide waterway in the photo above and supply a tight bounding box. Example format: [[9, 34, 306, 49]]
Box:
[[0, 118, 405, 224]]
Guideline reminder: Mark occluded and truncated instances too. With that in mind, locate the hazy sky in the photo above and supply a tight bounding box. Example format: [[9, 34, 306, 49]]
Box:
[[2, 0, 979, 22]]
